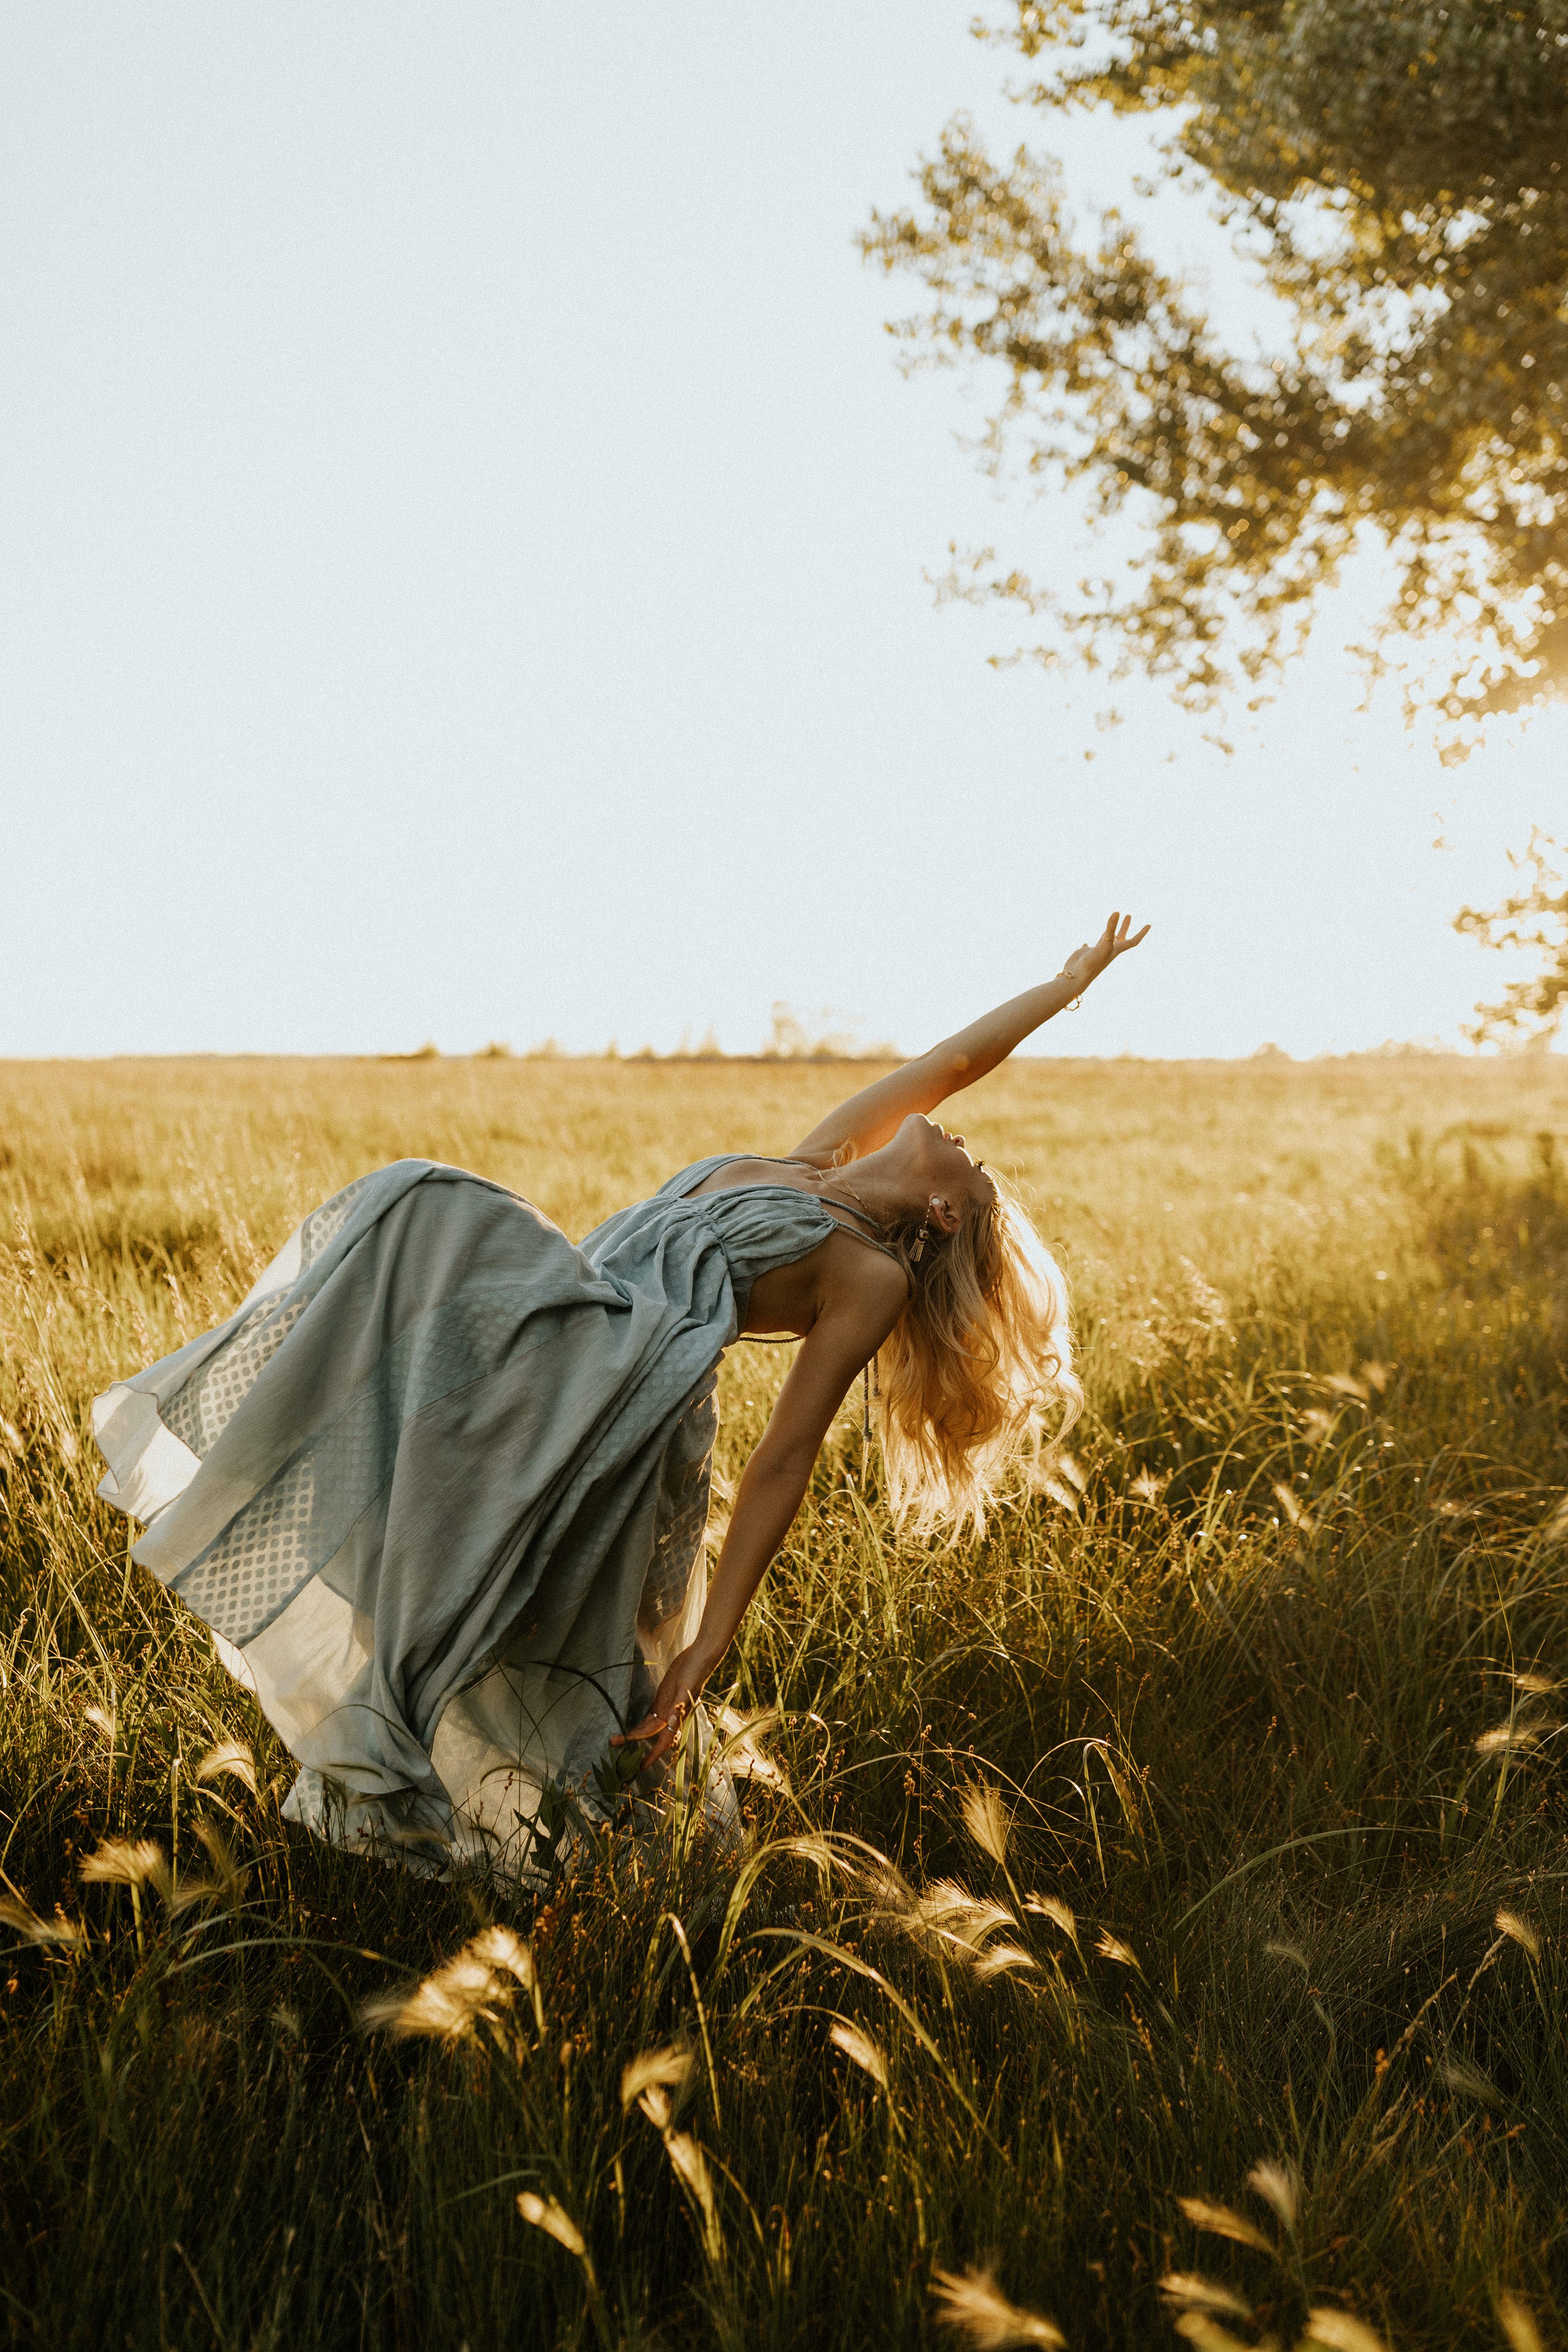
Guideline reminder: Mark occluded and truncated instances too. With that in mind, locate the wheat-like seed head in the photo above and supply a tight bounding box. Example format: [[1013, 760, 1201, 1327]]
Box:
[[829, 2019, 889, 2089], [1246, 2158, 1298, 2228], [1301, 2307, 1389, 2352], [961, 1780, 1011, 1865], [517, 2192, 586, 2258], [1495, 1908, 1542, 1961], [1024, 1893, 1078, 1944], [620, 2045, 692, 2110], [930, 2265, 1065, 2349], [1094, 1930, 1139, 1970], [974, 1942, 1039, 1982], [1158, 2271, 1252, 2320], [1177, 2196, 1275, 2257], [637, 2085, 673, 2131], [359, 1926, 535, 2040], [195, 1740, 258, 1794], [1510, 1669, 1560, 1697], [1494, 2292, 1545, 2352], [1171, 2315, 1254, 2351], [0, 1894, 86, 1947], [77, 1838, 171, 1899]]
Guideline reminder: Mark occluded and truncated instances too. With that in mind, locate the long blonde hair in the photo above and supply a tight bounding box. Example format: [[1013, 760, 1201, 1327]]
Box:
[[870, 1173, 1082, 1539]]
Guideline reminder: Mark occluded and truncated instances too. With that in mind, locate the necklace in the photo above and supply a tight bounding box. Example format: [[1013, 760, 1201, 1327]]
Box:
[[815, 1172, 890, 1233]]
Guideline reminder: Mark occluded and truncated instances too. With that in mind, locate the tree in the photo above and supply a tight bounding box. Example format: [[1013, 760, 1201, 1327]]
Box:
[[862, 0, 1568, 747], [1455, 832, 1568, 1043]]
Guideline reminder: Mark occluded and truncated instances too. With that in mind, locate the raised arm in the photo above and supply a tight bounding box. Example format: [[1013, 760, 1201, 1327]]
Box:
[[789, 912, 1149, 1162]]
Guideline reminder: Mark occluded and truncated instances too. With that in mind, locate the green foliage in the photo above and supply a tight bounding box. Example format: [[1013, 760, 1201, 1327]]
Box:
[[2, 1057, 1567, 2348], [862, 1, 1568, 742], [1457, 831, 1568, 1045]]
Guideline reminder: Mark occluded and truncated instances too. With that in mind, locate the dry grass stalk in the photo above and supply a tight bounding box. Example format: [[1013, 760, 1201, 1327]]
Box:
[[930, 2264, 1065, 2348], [1177, 2196, 1275, 2256], [828, 2019, 889, 2089]]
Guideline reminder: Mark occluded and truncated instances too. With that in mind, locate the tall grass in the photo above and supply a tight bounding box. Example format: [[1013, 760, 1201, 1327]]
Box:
[[1, 1053, 1565, 2350]]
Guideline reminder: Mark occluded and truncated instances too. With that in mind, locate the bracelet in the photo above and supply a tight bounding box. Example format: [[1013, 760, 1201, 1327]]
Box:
[[1055, 971, 1083, 1011]]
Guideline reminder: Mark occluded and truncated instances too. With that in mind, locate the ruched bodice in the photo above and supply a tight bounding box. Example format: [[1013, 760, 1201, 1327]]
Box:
[[582, 1152, 852, 1328]]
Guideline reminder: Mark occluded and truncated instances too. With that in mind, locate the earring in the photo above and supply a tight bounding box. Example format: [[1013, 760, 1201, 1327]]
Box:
[[910, 1219, 931, 1264]]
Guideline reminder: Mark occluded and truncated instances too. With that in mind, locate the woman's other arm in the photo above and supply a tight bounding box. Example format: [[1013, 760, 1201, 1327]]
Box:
[[789, 911, 1149, 1163], [612, 1253, 906, 1767]]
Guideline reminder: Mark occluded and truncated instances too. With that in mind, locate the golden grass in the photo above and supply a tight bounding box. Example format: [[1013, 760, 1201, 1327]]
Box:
[[2, 1050, 1566, 2350]]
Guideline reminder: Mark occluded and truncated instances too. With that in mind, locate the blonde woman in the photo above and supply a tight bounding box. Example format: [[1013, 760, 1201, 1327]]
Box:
[[91, 914, 1146, 1877]]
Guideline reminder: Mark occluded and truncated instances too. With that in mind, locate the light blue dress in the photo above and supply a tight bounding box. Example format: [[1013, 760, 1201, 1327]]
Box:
[[91, 1156, 858, 1880]]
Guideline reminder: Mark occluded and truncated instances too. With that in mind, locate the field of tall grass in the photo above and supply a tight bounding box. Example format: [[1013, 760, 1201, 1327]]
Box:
[[2, 1051, 1565, 2352]]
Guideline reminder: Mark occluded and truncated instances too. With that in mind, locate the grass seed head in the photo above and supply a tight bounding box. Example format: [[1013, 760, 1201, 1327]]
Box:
[[0, 1894, 86, 1948], [360, 1928, 533, 2040], [1302, 2308, 1389, 2352], [195, 1740, 258, 1794], [1172, 2317, 1256, 2351], [1494, 2293, 1546, 2352], [1510, 1670, 1560, 1697], [1024, 1893, 1078, 1944], [621, 2045, 693, 2111], [637, 2086, 673, 2131], [930, 2264, 1065, 2349], [829, 2019, 890, 2088], [1094, 1930, 1140, 1970], [974, 1941, 1039, 1982], [961, 1780, 1011, 1865], [1495, 1908, 1542, 1962], [517, 2192, 586, 2258], [1246, 2158, 1298, 2229], [1272, 1480, 1318, 1534], [84, 1705, 117, 1742], [1159, 2272, 1253, 2320], [77, 1838, 171, 1900], [1177, 2196, 1275, 2257]]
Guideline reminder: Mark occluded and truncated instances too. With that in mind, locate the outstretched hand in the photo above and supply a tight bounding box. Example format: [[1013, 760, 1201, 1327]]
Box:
[[610, 1644, 708, 1775], [1059, 912, 1149, 995]]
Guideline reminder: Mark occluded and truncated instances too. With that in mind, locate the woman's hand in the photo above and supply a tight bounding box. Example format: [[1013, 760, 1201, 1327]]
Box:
[[1058, 911, 1150, 995], [611, 1644, 709, 1774]]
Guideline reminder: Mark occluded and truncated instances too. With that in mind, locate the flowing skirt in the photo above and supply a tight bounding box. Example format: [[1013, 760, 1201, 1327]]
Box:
[[93, 1161, 737, 1881]]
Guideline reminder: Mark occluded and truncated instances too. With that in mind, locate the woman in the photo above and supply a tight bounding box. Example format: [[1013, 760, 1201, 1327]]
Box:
[[92, 915, 1146, 1878]]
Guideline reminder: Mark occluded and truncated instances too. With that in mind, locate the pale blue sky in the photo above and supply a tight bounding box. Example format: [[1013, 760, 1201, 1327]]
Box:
[[1, 4, 1558, 1060]]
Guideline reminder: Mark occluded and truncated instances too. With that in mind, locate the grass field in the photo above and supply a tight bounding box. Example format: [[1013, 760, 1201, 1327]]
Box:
[[2, 1051, 1566, 2352]]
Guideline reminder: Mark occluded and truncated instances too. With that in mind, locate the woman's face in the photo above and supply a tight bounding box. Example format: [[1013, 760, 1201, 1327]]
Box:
[[893, 1115, 998, 1217]]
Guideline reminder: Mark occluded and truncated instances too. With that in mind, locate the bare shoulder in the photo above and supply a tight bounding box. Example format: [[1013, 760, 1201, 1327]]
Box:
[[816, 1229, 909, 1332]]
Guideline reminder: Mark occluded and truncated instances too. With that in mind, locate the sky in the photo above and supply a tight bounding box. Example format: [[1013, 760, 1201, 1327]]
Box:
[[1, 2, 1561, 1063]]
